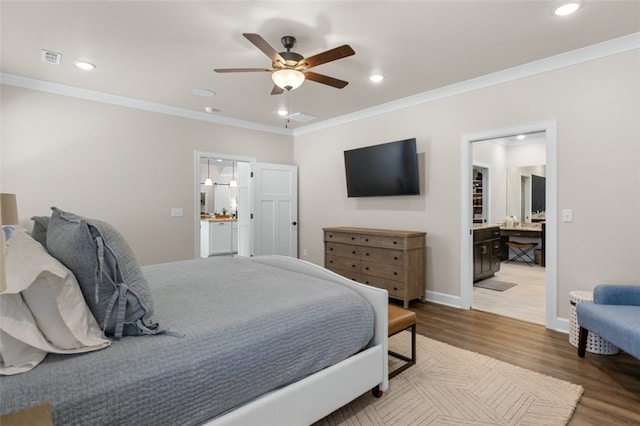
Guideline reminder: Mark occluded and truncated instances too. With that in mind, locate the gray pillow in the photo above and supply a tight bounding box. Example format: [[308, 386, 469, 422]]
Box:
[[45, 207, 159, 338], [30, 216, 50, 248]]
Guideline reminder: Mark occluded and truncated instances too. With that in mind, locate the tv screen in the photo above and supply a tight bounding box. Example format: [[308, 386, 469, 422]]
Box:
[[344, 138, 420, 197]]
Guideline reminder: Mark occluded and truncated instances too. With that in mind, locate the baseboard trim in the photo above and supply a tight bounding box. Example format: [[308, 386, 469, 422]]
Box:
[[425, 290, 571, 334], [425, 291, 464, 309]]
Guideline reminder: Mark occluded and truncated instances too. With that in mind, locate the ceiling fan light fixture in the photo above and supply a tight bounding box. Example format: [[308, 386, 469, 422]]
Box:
[[272, 69, 305, 91], [369, 74, 384, 83]]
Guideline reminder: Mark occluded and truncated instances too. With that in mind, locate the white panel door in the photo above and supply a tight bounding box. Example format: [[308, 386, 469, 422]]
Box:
[[251, 163, 298, 257]]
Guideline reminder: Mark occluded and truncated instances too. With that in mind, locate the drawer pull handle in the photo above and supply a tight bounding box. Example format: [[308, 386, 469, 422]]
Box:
[[329, 234, 333, 238], [365, 238, 369, 242], [351, 237, 355, 240], [329, 260, 333, 264], [366, 281, 370, 284], [394, 256, 398, 260], [329, 248, 333, 251], [393, 287, 398, 291], [393, 241, 397, 245], [393, 272, 398, 276], [352, 251, 356, 254], [352, 264, 356, 268], [365, 253, 370, 256], [365, 267, 369, 270]]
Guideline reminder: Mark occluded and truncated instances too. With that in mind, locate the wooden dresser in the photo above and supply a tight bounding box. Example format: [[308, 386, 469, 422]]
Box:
[[323, 227, 426, 308]]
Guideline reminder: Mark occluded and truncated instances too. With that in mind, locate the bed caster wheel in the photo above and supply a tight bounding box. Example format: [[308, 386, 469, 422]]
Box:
[[371, 386, 383, 398]]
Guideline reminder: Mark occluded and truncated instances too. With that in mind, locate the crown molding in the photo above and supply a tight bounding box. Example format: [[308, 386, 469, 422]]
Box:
[[0, 73, 292, 136], [293, 32, 640, 136], [2, 32, 638, 138]]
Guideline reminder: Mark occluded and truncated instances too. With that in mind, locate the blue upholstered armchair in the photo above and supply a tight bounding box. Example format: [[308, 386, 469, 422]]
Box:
[[576, 284, 640, 359]]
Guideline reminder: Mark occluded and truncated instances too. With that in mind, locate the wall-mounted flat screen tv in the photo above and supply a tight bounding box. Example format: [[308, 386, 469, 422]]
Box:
[[344, 138, 420, 197]]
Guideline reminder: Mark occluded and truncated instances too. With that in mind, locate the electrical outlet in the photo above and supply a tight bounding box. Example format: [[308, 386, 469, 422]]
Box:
[[562, 209, 573, 223], [303, 248, 308, 257], [171, 208, 184, 217]]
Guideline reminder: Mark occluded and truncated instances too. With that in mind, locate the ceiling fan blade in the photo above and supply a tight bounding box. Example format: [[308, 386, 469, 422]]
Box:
[[243, 33, 285, 64], [271, 85, 285, 95], [304, 71, 349, 89], [214, 68, 273, 73], [300, 45, 355, 69]]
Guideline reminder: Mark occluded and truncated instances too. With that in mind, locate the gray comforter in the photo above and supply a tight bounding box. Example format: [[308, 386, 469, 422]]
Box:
[[0, 256, 374, 425]]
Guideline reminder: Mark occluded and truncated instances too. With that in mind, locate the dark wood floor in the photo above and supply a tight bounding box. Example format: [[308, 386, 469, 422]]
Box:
[[403, 301, 640, 425]]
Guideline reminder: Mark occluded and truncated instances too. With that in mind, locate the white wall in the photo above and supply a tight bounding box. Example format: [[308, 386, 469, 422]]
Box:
[[294, 49, 640, 319], [0, 85, 293, 265]]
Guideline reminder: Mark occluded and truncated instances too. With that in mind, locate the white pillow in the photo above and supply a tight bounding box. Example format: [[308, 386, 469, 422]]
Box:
[[0, 229, 110, 375]]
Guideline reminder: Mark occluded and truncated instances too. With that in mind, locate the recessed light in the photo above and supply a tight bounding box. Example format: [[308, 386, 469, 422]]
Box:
[[369, 74, 384, 83], [204, 106, 219, 113], [73, 60, 95, 71], [192, 88, 216, 97], [277, 109, 288, 116], [552, 1, 582, 16], [517, 134, 526, 140]]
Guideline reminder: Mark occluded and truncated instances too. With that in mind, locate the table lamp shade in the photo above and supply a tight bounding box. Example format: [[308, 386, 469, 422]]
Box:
[[1, 193, 19, 225]]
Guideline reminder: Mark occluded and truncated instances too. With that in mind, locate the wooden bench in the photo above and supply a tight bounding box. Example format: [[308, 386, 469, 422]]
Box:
[[388, 304, 417, 378]]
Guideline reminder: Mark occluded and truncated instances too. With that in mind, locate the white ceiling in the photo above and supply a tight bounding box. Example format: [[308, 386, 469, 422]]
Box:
[[2, 1, 639, 131]]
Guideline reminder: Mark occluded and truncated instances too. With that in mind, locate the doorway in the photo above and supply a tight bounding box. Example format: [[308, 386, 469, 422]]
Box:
[[460, 121, 558, 330], [195, 151, 255, 259], [194, 152, 299, 260]]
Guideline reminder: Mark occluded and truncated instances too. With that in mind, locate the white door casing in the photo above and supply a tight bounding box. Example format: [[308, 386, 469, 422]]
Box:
[[460, 120, 558, 330]]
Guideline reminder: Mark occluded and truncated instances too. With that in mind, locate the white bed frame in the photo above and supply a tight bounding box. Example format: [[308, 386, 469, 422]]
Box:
[[206, 256, 389, 426]]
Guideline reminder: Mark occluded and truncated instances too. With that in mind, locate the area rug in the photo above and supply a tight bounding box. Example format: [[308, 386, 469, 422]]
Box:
[[316, 332, 583, 425], [474, 279, 518, 292]]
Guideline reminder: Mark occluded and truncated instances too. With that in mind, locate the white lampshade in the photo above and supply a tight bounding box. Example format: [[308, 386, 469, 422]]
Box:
[[229, 180, 238, 188], [204, 178, 213, 186], [271, 69, 305, 91]]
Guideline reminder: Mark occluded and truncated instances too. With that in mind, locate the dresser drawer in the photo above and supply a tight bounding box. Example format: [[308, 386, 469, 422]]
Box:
[[325, 255, 360, 272], [359, 234, 407, 250], [325, 242, 360, 258], [361, 246, 404, 265], [325, 231, 359, 245], [360, 275, 405, 298], [326, 267, 361, 282], [361, 261, 405, 281]]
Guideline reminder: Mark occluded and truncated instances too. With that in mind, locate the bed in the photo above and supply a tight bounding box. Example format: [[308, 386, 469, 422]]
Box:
[[1, 243, 389, 425]]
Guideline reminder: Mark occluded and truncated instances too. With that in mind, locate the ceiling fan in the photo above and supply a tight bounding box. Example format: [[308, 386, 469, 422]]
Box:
[[214, 33, 355, 95]]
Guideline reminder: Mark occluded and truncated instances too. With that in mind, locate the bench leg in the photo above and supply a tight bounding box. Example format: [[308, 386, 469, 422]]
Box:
[[388, 324, 416, 378], [578, 326, 588, 358]]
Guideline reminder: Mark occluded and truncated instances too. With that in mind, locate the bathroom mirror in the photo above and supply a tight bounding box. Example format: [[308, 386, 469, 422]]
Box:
[[506, 165, 546, 222]]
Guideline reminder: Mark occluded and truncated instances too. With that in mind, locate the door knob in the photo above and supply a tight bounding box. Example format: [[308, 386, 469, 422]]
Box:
[[292, 221, 297, 226]]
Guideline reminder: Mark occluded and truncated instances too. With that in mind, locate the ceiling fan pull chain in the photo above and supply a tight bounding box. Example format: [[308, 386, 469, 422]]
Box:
[[285, 91, 291, 129]]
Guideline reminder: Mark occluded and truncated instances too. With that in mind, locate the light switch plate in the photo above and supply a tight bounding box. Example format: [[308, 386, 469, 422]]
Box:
[[562, 209, 573, 223], [171, 208, 184, 217]]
